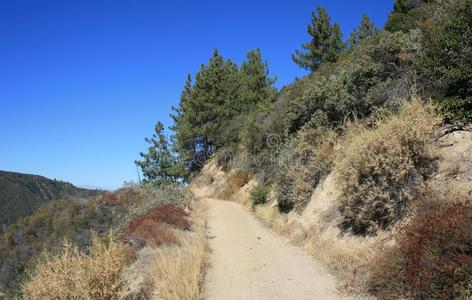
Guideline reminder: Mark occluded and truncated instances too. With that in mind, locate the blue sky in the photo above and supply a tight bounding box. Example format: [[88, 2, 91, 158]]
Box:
[[0, 0, 394, 190]]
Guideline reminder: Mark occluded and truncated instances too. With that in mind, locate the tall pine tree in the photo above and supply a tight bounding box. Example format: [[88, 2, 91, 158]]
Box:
[[349, 14, 377, 48], [239, 48, 276, 110], [292, 6, 345, 72], [170, 74, 195, 180]]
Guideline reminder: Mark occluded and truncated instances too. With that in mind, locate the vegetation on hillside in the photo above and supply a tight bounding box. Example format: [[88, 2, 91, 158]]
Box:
[[4, 0, 470, 298], [0, 183, 203, 299], [133, 0, 472, 298]]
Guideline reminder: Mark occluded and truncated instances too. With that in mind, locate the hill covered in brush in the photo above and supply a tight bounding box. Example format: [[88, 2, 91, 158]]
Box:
[[0, 170, 101, 228]]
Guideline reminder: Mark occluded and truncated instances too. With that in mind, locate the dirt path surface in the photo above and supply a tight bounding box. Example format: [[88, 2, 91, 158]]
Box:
[[203, 198, 350, 300]]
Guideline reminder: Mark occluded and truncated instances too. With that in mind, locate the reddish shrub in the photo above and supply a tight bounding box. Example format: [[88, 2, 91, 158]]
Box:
[[127, 220, 177, 246], [125, 204, 191, 247], [396, 194, 472, 299], [127, 204, 191, 232]]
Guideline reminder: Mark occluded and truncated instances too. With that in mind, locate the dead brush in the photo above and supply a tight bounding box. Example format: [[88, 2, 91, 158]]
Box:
[[216, 170, 252, 200], [335, 99, 442, 235], [125, 204, 191, 246], [22, 233, 134, 300], [126, 220, 177, 247]]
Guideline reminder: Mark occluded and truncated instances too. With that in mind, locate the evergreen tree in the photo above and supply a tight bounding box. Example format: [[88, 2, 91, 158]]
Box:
[[190, 49, 240, 151], [170, 74, 195, 180], [168, 49, 277, 176], [292, 6, 345, 72], [135, 121, 176, 184], [349, 14, 377, 48], [239, 49, 276, 110]]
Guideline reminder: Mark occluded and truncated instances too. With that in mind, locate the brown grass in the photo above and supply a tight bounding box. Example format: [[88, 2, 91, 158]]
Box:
[[22, 233, 134, 300], [150, 201, 208, 300]]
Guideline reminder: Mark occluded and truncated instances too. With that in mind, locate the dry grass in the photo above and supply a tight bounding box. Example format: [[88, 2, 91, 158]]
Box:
[[149, 201, 208, 300], [22, 233, 134, 300], [254, 204, 289, 235]]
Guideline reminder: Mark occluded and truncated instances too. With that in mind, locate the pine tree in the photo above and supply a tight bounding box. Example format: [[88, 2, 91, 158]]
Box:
[[135, 121, 176, 184], [349, 14, 377, 48], [292, 6, 345, 72], [170, 74, 195, 180], [239, 49, 276, 111]]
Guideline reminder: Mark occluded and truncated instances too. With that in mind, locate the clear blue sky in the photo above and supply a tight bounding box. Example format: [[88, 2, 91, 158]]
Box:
[[0, 0, 393, 190]]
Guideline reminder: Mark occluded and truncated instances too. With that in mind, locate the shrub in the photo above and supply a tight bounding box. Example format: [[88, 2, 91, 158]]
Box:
[[275, 127, 337, 212], [335, 99, 441, 235], [114, 183, 194, 234], [397, 193, 472, 299], [126, 204, 191, 232], [417, 0, 472, 121], [22, 234, 134, 300], [126, 220, 177, 247], [216, 170, 252, 200], [284, 30, 422, 135], [250, 185, 270, 206], [125, 204, 191, 246], [385, 0, 430, 32], [368, 190, 472, 299]]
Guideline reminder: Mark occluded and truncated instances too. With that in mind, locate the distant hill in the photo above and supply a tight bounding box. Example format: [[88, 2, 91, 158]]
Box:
[[0, 170, 102, 228]]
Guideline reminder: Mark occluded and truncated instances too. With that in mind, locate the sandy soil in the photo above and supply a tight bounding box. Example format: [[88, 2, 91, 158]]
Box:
[[202, 198, 351, 300]]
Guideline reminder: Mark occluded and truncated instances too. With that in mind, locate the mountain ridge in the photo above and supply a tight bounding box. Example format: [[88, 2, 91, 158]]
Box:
[[0, 170, 102, 228]]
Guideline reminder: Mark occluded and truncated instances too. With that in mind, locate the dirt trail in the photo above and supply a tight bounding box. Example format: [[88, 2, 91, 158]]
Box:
[[203, 198, 351, 300]]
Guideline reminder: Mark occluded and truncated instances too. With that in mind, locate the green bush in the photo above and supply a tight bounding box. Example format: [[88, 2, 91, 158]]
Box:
[[250, 185, 270, 206], [385, 0, 430, 32], [335, 99, 441, 236], [417, 0, 472, 121], [284, 30, 421, 135]]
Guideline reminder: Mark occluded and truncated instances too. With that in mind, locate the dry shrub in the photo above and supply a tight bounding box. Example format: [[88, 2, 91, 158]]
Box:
[[336, 99, 442, 235], [22, 234, 134, 300], [398, 192, 472, 299], [275, 127, 337, 212], [125, 204, 190, 246], [127, 220, 177, 247], [216, 170, 251, 200], [127, 204, 191, 232], [368, 189, 472, 299], [366, 243, 407, 299], [150, 203, 207, 300]]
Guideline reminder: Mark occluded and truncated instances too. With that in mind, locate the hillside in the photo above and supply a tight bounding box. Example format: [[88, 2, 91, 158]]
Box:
[[0, 170, 101, 227]]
